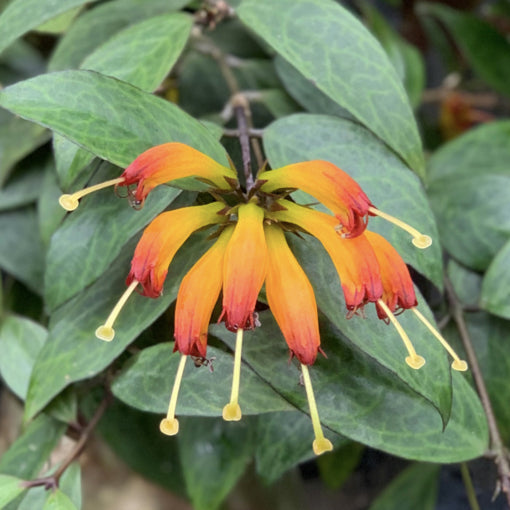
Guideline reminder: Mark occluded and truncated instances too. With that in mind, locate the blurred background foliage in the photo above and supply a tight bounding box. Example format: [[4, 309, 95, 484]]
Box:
[[0, 0, 509, 509]]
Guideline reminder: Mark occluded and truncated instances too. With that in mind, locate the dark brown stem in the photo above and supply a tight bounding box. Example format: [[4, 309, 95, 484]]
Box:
[[21, 396, 110, 490], [445, 276, 510, 506], [233, 95, 254, 190]]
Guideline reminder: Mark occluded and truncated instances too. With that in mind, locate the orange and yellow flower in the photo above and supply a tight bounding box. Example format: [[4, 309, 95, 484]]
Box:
[[59, 142, 467, 455]]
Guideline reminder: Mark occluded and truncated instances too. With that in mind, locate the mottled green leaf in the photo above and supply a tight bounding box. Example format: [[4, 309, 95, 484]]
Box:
[[80, 13, 192, 92], [45, 164, 182, 311], [0, 414, 65, 479], [38, 165, 66, 246], [112, 343, 293, 416], [178, 417, 254, 510], [42, 490, 77, 510], [0, 476, 25, 509], [481, 239, 510, 319], [427, 121, 510, 270], [419, 4, 510, 97], [0, 0, 100, 56], [0, 207, 45, 293], [274, 57, 352, 119], [263, 113, 442, 289], [238, 0, 424, 175], [0, 315, 46, 399], [35, 6, 83, 34], [211, 312, 487, 462], [98, 399, 186, 495], [0, 70, 229, 169], [0, 113, 49, 187], [361, 1, 424, 108], [255, 411, 346, 483], [446, 259, 482, 309], [257, 89, 301, 119], [49, 0, 191, 71], [368, 463, 440, 510], [25, 232, 210, 420], [52, 135, 94, 191]]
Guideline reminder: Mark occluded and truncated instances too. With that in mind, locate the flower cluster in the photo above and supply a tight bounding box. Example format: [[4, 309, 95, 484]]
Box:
[[59, 142, 467, 455]]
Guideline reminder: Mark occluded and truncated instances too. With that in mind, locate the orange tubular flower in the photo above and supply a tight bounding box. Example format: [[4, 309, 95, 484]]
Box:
[[174, 226, 234, 358], [259, 161, 373, 237], [265, 224, 320, 366], [127, 202, 227, 298], [58, 142, 237, 211], [221, 200, 268, 332], [271, 200, 382, 313]]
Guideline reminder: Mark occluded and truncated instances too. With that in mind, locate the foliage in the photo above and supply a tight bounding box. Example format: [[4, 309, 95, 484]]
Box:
[[0, 0, 509, 509]]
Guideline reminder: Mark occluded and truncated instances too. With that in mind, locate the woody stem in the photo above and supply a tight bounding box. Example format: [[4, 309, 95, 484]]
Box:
[[444, 275, 510, 506]]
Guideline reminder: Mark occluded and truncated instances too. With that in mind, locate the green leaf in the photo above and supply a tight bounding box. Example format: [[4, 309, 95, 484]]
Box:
[[361, 1, 424, 108], [257, 89, 301, 119], [49, 0, 191, 71], [419, 4, 510, 97], [255, 411, 346, 483], [446, 260, 482, 309], [481, 239, 510, 319], [263, 113, 442, 289], [0, 70, 229, 170], [0, 0, 100, 56], [38, 164, 66, 246], [112, 343, 293, 415], [44, 164, 183, 311], [237, 0, 424, 175], [25, 232, 210, 420], [43, 490, 77, 510], [0, 113, 49, 187], [368, 463, 440, 510], [35, 6, 83, 34], [0, 162, 46, 211], [427, 121, 510, 270], [462, 312, 510, 443], [80, 13, 192, 92], [317, 441, 364, 490], [98, 398, 186, 496], [0, 414, 65, 479], [274, 56, 353, 119], [52, 135, 94, 190], [211, 312, 488, 462], [58, 463, 81, 510], [0, 476, 26, 509], [0, 314, 46, 399], [0, 207, 45, 293], [178, 417, 254, 510]]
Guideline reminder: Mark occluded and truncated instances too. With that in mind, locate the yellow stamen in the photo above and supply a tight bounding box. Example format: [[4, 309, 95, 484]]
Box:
[[411, 308, 468, 371], [368, 207, 432, 249], [59, 177, 125, 211], [95, 280, 139, 342], [160, 354, 188, 436], [377, 300, 426, 369], [222, 328, 244, 421], [300, 364, 333, 455]]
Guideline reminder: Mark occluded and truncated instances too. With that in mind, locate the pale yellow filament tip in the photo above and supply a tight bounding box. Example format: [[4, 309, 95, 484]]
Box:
[[411, 308, 468, 371], [369, 207, 432, 249], [59, 177, 125, 211], [377, 300, 426, 369], [301, 364, 333, 456], [95, 280, 139, 342], [223, 328, 244, 421], [160, 354, 188, 436]]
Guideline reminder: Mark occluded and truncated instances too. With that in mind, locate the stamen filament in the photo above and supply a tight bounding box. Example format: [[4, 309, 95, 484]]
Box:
[[95, 280, 139, 342], [223, 328, 244, 421], [368, 207, 432, 249], [411, 308, 468, 371], [301, 364, 333, 455], [377, 300, 426, 369], [160, 354, 188, 436], [59, 177, 125, 211]]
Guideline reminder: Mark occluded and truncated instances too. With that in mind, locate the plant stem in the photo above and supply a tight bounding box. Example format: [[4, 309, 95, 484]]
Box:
[[445, 276, 510, 507], [21, 396, 110, 490], [460, 462, 481, 510]]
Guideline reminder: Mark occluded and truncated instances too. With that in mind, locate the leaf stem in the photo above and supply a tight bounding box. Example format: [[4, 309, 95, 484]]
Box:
[[445, 275, 510, 506], [460, 462, 481, 510]]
